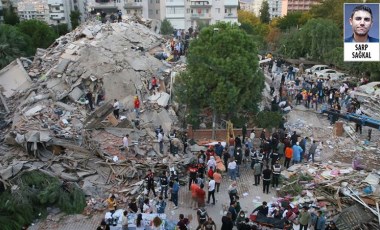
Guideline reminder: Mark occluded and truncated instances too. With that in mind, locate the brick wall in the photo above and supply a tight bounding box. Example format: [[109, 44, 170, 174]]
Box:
[[187, 124, 267, 141]]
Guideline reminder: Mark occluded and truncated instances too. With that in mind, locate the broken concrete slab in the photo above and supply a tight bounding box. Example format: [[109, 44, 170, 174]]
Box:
[[0, 161, 26, 180], [54, 101, 77, 112], [24, 105, 45, 116], [148, 92, 170, 107], [0, 59, 32, 98], [68, 87, 84, 102], [55, 59, 71, 74]]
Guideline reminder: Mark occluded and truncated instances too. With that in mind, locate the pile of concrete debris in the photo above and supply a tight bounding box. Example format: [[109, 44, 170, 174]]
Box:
[[0, 18, 193, 215], [280, 161, 380, 229]]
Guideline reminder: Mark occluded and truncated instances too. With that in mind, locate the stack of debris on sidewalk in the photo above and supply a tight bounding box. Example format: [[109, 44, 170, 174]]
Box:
[[0, 17, 191, 220], [278, 161, 380, 229]]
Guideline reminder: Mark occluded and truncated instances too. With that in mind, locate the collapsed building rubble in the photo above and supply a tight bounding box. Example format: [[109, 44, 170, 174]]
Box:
[[0, 18, 193, 220]]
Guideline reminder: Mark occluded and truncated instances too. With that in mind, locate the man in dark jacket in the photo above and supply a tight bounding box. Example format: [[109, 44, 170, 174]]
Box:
[[252, 201, 269, 217]]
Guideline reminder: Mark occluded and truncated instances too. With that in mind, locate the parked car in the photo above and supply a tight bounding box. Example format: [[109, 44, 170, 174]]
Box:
[[305, 65, 329, 74], [314, 69, 347, 81]]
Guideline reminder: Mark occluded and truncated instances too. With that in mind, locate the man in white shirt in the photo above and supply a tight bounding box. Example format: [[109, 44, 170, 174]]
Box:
[[207, 176, 216, 205], [123, 134, 129, 153], [113, 99, 120, 119], [157, 131, 163, 154], [228, 159, 237, 181]]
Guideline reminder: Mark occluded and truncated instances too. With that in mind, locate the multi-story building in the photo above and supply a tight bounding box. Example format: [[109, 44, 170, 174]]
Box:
[[242, 0, 283, 19], [148, 0, 164, 20], [88, 0, 148, 18], [47, 0, 88, 30], [268, 0, 282, 19], [0, 1, 3, 23], [286, 0, 321, 12], [18, 0, 49, 21]]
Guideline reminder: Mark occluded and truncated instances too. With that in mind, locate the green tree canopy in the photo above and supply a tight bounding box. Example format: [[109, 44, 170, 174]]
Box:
[[175, 22, 264, 126], [276, 12, 310, 31], [3, 4, 20, 25], [279, 18, 341, 60], [70, 10, 81, 30], [259, 0, 270, 24], [17, 20, 58, 51], [160, 18, 174, 35], [0, 24, 33, 68]]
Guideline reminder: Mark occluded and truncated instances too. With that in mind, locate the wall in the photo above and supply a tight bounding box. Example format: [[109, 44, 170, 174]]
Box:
[[187, 124, 267, 141]]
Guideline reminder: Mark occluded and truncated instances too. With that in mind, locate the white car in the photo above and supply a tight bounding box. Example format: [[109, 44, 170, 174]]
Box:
[[305, 65, 329, 74], [314, 69, 346, 80]]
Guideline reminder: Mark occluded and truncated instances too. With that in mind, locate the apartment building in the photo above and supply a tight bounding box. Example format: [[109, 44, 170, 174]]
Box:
[[286, 0, 321, 12], [18, 0, 49, 21], [0, 1, 3, 23], [241, 0, 283, 19], [47, 0, 87, 29], [87, 0, 147, 18]]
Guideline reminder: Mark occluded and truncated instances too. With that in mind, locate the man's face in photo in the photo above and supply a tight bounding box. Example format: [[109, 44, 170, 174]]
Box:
[[350, 10, 373, 37]]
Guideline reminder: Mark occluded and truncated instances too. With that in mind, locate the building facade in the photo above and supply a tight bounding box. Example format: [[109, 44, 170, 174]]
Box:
[[286, 0, 321, 12], [17, 0, 49, 21], [88, 0, 148, 18], [48, 0, 87, 30]]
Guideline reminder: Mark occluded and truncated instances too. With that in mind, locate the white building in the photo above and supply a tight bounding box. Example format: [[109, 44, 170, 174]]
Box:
[[268, 0, 282, 19], [48, 0, 88, 30], [17, 0, 49, 21], [165, 0, 238, 30], [87, 0, 147, 18]]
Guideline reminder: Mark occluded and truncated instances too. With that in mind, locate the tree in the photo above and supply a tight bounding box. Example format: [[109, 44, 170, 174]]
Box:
[[259, 0, 270, 24], [276, 12, 308, 31], [238, 10, 260, 26], [0, 25, 33, 69], [3, 4, 20, 25], [17, 20, 58, 51], [279, 18, 341, 60], [160, 18, 174, 35], [70, 10, 81, 30], [175, 22, 264, 127], [51, 23, 69, 36]]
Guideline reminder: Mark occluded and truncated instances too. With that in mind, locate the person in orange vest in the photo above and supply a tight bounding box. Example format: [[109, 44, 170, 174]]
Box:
[[284, 146, 293, 169], [134, 96, 140, 117]]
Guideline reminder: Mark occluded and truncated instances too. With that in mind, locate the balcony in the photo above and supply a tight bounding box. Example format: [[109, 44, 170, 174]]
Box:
[[48, 0, 64, 6], [166, 0, 185, 6], [224, 13, 236, 18], [50, 14, 65, 20], [124, 2, 143, 9], [190, 0, 212, 8], [224, 0, 237, 7], [190, 13, 211, 19]]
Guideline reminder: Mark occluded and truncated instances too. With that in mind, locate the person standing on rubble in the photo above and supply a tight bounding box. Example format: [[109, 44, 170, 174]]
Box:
[[159, 171, 169, 199], [113, 99, 120, 119], [292, 142, 303, 165], [133, 96, 140, 118], [298, 206, 311, 230], [308, 140, 318, 163], [145, 169, 157, 197], [171, 178, 180, 209], [284, 145, 293, 169], [272, 160, 281, 188], [311, 210, 326, 230], [117, 10, 122, 22], [157, 130, 164, 154], [106, 194, 117, 216], [262, 165, 272, 194], [151, 76, 158, 91], [122, 134, 129, 153], [86, 90, 94, 111], [189, 162, 198, 190]]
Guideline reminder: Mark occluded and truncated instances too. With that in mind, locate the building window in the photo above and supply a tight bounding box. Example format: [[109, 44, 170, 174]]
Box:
[[206, 9, 208, 13], [156, 9, 159, 14], [150, 0, 153, 3], [215, 8, 220, 13], [187, 9, 190, 13], [127, 10, 130, 13], [156, 0, 160, 3], [55, 7, 59, 10]]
